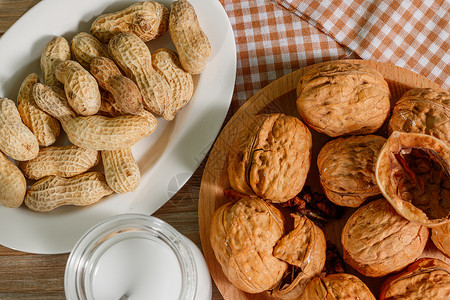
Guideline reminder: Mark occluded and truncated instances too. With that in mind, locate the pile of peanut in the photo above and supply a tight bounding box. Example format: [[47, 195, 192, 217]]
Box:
[[0, 0, 210, 212]]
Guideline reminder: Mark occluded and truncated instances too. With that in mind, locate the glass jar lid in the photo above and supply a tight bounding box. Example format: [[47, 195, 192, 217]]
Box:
[[65, 213, 197, 300]]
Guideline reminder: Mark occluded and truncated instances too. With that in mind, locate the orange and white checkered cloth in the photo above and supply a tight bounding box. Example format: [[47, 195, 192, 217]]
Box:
[[220, 0, 449, 108]]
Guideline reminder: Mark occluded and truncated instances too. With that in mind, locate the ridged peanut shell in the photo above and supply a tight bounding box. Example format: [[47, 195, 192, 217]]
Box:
[[389, 88, 449, 143], [375, 131, 450, 227], [108, 32, 172, 119], [90, 57, 143, 115], [65, 113, 157, 150], [342, 199, 428, 277], [90, 1, 169, 43], [379, 258, 450, 300], [40, 36, 71, 87], [71, 32, 110, 69], [317, 135, 386, 207], [431, 223, 450, 257], [169, 0, 211, 74], [55, 60, 101, 116], [271, 214, 326, 299], [0, 151, 26, 208], [210, 197, 287, 294], [296, 61, 391, 137], [152, 48, 194, 120], [32, 83, 76, 125], [227, 113, 312, 203], [102, 148, 140, 194], [19, 145, 100, 180], [24, 172, 113, 212], [0, 98, 39, 161], [98, 91, 122, 117], [17, 73, 60, 147], [302, 273, 376, 300]]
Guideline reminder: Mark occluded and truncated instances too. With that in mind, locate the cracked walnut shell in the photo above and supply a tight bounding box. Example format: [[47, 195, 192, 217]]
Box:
[[317, 135, 386, 207], [227, 113, 312, 203], [389, 88, 449, 143], [342, 199, 428, 277], [302, 273, 376, 300], [270, 214, 326, 299], [375, 131, 450, 227], [296, 61, 390, 137], [379, 258, 450, 300], [210, 197, 287, 294]]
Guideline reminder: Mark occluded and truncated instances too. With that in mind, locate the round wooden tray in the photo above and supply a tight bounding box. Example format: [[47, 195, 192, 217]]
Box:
[[198, 59, 448, 299]]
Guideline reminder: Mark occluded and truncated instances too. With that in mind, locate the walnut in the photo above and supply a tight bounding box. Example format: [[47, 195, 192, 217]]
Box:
[[296, 61, 390, 137], [209, 197, 287, 294], [375, 131, 450, 227], [389, 88, 449, 143], [269, 214, 326, 299], [379, 258, 450, 299], [227, 113, 312, 203], [317, 135, 386, 207], [302, 273, 376, 300], [431, 222, 450, 257], [342, 199, 429, 277]]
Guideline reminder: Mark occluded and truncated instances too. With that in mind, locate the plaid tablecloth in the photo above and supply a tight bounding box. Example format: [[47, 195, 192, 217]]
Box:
[[220, 0, 449, 109]]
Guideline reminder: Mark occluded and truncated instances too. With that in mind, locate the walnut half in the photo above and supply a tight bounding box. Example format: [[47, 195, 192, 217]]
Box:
[[376, 131, 450, 227]]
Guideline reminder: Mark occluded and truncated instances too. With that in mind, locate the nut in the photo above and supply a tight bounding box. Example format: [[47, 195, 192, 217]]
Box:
[[40, 36, 71, 87], [108, 32, 172, 119], [0, 97, 39, 161], [32, 83, 76, 125], [0, 151, 26, 208], [210, 197, 287, 294], [317, 135, 386, 207], [55, 60, 101, 116], [389, 88, 449, 143], [19, 145, 100, 180], [71, 32, 110, 69], [24, 172, 113, 212], [98, 90, 122, 117], [151, 48, 194, 120], [296, 61, 391, 137], [17, 73, 60, 147], [102, 148, 140, 194], [90, 1, 169, 43], [376, 131, 450, 227], [65, 113, 157, 150], [90, 57, 143, 115], [431, 222, 450, 257], [303, 273, 376, 300], [342, 198, 428, 277], [227, 113, 312, 203], [379, 258, 450, 300], [270, 214, 326, 299], [169, 0, 211, 74]]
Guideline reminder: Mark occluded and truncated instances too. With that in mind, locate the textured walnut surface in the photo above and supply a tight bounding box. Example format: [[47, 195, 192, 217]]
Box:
[[342, 199, 428, 277], [317, 135, 386, 207], [389, 88, 449, 143], [302, 273, 376, 300], [431, 222, 450, 258], [209, 197, 287, 294], [296, 61, 390, 137], [227, 113, 312, 203], [376, 131, 450, 226], [379, 258, 450, 300]]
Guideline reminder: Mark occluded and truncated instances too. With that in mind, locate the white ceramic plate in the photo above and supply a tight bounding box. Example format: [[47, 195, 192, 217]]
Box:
[[0, 0, 236, 254]]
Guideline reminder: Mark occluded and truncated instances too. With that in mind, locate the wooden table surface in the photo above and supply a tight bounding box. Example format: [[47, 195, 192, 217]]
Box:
[[0, 0, 228, 299]]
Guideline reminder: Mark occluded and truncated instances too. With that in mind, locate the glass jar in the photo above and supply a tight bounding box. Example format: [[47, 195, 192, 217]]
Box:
[[65, 214, 211, 300]]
